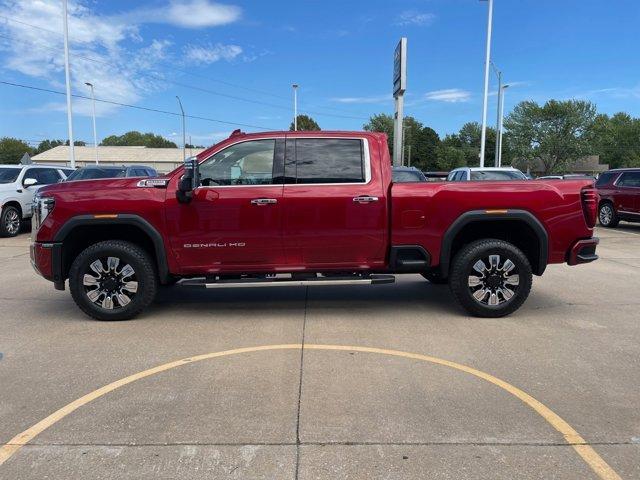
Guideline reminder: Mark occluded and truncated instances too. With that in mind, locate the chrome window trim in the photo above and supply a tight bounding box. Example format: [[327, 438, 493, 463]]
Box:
[[195, 136, 372, 188]]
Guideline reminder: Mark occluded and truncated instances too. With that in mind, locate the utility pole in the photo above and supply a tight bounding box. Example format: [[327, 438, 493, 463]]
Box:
[[479, 0, 494, 168], [490, 61, 501, 167], [176, 96, 186, 160], [407, 145, 412, 167], [497, 84, 510, 167], [85, 82, 98, 164], [62, 0, 75, 168], [292, 84, 298, 131]]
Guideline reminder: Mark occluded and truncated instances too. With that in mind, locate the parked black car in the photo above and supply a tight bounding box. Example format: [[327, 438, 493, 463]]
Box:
[[392, 166, 427, 183], [65, 165, 157, 182]]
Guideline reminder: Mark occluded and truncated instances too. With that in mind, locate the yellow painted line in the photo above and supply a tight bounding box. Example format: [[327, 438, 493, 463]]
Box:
[[0, 344, 622, 480]]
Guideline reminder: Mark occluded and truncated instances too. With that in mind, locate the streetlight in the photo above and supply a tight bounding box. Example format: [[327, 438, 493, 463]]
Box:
[[497, 84, 510, 167], [292, 84, 299, 131], [84, 82, 98, 164], [490, 61, 501, 167], [62, 0, 75, 168], [479, 0, 494, 168], [175, 96, 186, 160]]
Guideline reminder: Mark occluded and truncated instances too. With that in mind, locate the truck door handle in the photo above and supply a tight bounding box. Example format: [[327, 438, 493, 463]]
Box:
[[353, 195, 379, 204], [251, 198, 278, 205]]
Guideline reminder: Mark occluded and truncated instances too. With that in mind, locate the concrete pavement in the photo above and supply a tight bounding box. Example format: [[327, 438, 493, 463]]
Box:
[[0, 224, 639, 479]]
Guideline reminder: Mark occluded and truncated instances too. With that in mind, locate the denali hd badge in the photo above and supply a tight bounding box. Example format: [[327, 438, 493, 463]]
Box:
[[184, 242, 246, 248]]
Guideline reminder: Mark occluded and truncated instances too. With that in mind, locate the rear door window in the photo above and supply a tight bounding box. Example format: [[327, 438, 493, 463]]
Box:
[[617, 172, 640, 188], [287, 138, 365, 184]]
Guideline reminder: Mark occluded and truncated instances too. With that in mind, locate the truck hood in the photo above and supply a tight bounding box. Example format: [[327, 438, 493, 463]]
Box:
[[38, 176, 168, 195]]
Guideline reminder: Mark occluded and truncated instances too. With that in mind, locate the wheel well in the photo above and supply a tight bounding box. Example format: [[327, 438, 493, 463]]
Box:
[[446, 220, 543, 276], [60, 224, 158, 280], [598, 199, 613, 208], [2, 201, 22, 218]]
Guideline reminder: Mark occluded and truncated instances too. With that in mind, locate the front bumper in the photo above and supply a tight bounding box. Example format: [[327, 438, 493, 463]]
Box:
[[567, 237, 599, 266], [30, 241, 65, 290]]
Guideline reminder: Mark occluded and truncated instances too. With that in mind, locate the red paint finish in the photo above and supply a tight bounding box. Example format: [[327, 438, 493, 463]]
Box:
[[32, 130, 597, 283], [30, 242, 53, 280]]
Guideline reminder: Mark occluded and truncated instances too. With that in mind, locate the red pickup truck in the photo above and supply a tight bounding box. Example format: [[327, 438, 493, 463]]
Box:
[[30, 130, 599, 321]]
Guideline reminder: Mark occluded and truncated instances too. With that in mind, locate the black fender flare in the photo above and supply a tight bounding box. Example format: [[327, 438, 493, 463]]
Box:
[[54, 214, 170, 283], [439, 209, 548, 277]]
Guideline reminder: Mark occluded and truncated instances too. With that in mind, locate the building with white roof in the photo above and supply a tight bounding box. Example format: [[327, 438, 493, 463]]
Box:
[[31, 146, 207, 173]]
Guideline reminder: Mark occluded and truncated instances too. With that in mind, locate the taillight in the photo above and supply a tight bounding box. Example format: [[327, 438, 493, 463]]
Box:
[[581, 187, 597, 228]]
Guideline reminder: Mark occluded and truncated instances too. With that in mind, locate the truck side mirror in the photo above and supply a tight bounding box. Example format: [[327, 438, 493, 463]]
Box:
[[23, 178, 38, 187], [176, 157, 200, 204]]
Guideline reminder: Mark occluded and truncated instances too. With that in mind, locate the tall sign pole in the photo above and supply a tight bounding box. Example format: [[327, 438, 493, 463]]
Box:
[[479, 0, 494, 168], [62, 0, 75, 168], [393, 37, 407, 167]]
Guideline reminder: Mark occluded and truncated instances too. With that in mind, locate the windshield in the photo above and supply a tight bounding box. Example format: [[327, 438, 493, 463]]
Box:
[[470, 170, 526, 181], [0, 168, 20, 184], [66, 168, 127, 181]]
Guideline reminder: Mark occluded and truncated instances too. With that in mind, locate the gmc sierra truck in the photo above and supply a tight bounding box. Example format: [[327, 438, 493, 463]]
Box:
[[30, 130, 599, 321]]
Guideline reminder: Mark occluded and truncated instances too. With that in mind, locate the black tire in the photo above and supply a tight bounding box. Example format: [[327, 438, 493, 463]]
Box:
[[0, 205, 21, 237], [421, 271, 448, 284], [449, 239, 532, 318], [598, 202, 619, 228], [69, 240, 157, 321]]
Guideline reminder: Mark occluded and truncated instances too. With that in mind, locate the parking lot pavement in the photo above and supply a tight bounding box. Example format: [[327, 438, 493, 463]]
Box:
[[1, 225, 639, 479]]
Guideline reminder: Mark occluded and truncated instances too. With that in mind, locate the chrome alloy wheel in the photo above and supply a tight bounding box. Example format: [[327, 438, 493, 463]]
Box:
[[4, 209, 20, 235], [599, 204, 613, 225], [83, 257, 138, 310], [468, 254, 520, 306]]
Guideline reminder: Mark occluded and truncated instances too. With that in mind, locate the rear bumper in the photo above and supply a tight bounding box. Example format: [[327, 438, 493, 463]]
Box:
[[30, 241, 65, 290], [567, 237, 599, 266]]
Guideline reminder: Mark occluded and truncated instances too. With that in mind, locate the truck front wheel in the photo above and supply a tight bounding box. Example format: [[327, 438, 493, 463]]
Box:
[[69, 240, 158, 321], [449, 239, 532, 317]]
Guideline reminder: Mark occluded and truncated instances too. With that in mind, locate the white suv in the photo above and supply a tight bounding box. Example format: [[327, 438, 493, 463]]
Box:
[[0, 165, 73, 237], [447, 167, 528, 182]]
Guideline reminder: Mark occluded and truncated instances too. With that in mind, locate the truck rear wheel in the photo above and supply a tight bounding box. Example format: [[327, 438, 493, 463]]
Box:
[[69, 240, 157, 321], [449, 239, 532, 318]]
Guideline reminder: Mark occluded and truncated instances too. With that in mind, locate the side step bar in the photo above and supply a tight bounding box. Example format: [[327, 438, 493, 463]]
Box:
[[178, 274, 396, 289]]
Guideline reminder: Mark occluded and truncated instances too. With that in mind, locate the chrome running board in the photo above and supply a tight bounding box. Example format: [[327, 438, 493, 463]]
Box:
[[178, 274, 395, 289]]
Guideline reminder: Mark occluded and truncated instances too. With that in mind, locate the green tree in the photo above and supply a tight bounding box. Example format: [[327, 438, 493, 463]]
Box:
[[434, 144, 466, 171], [0, 137, 33, 164], [101, 131, 177, 148], [363, 113, 394, 153], [505, 100, 597, 175], [590, 112, 640, 169], [35, 139, 64, 154], [289, 115, 320, 131], [441, 122, 498, 168], [363, 114, 441, 170]]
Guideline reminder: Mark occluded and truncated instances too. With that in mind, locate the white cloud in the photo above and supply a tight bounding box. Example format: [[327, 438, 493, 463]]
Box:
[[331, 94, 391, 104], [0, 0, 242, 119], [135, 0, 242, 29], [394, 11, 436, 27], [184, 43, 243, 65], [424, 89, 471, 103]]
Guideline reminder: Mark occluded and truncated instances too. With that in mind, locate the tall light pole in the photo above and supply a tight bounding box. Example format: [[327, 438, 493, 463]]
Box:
[[490, 61, 501, 167], [84, 82, 98, 164], [479, 0, 494, 168], [175, 96, 186, 160], [62, 0, 75, 168], [292, 84, 298, 131], [497, 84, 510, 167]]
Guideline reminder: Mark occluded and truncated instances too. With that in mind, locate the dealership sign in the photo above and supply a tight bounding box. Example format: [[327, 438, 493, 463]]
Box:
[[393, 37, 407, 97]]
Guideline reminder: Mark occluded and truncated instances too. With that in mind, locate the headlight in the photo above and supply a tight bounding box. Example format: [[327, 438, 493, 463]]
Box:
[[33, 194, 55, 230]]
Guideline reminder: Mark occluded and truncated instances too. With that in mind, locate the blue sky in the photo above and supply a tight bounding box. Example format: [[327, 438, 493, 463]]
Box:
[[1, 0, 639, 149]]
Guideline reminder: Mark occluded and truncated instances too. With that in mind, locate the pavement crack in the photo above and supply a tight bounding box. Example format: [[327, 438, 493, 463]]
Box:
[[294, 285, 309, 480]]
